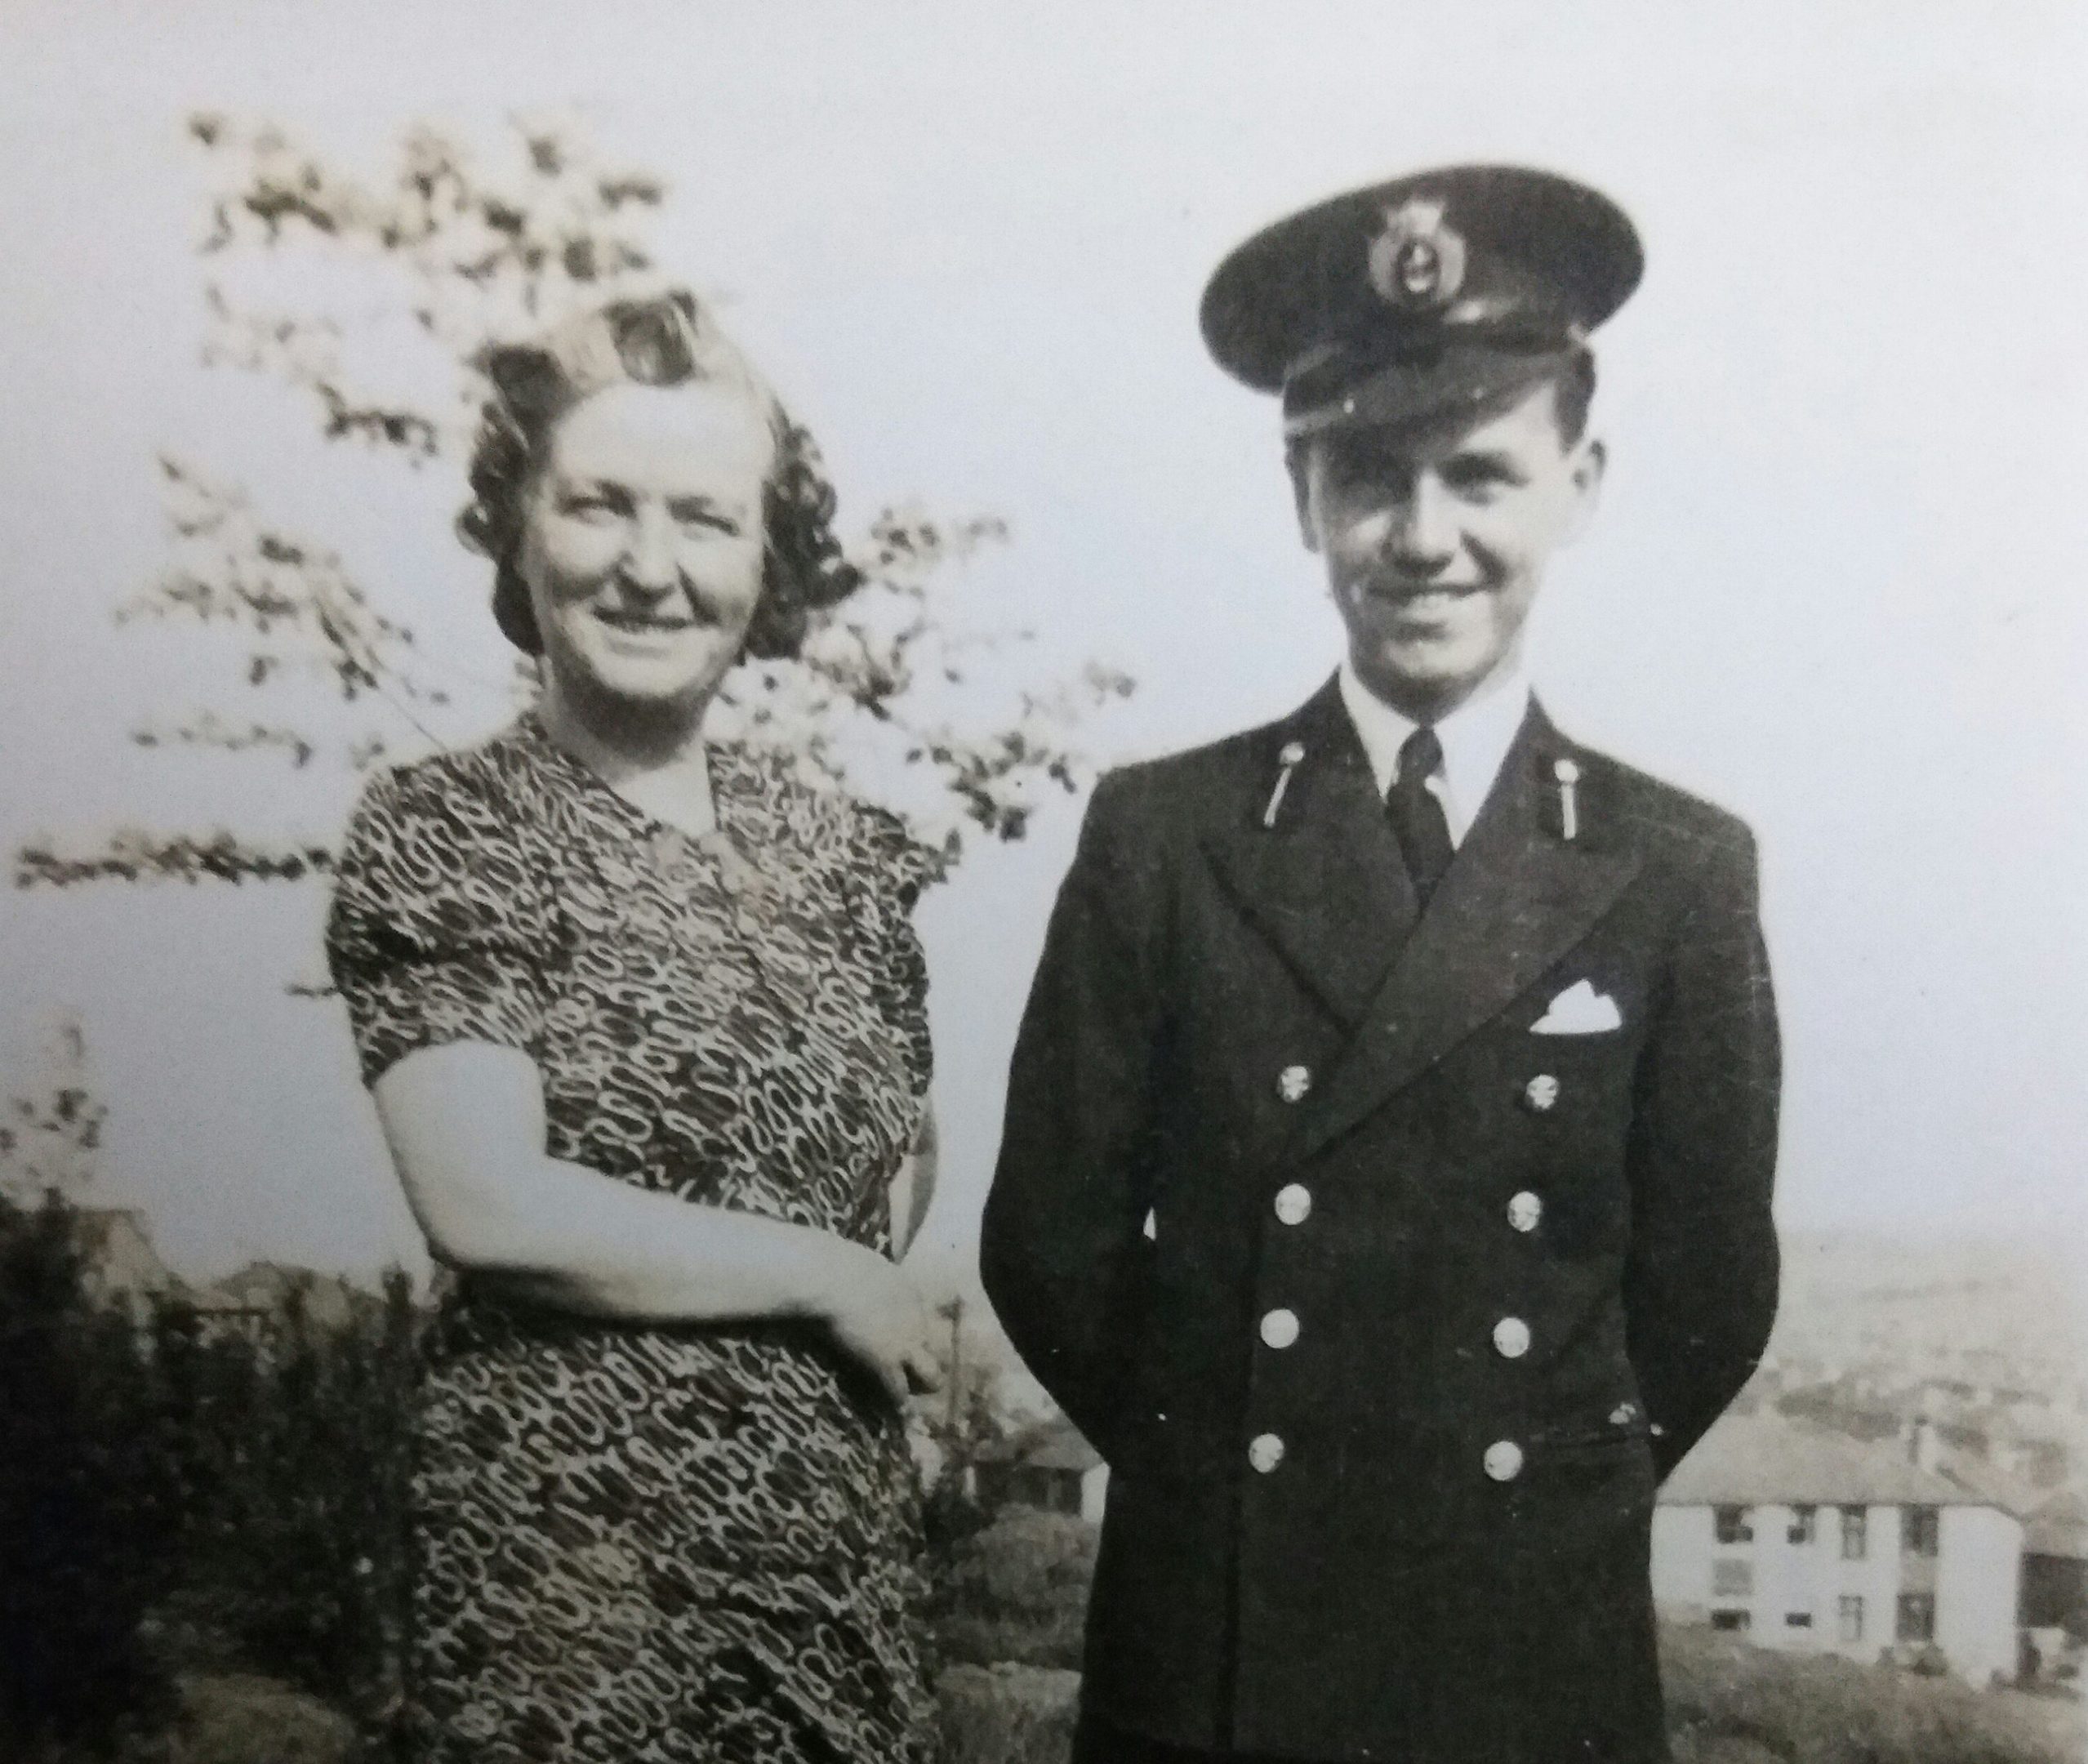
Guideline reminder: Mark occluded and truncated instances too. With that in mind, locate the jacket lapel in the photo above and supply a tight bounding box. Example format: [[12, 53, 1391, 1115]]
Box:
[[1297, 702, 1641, 1160], [1200, 679, 1418, 1028]]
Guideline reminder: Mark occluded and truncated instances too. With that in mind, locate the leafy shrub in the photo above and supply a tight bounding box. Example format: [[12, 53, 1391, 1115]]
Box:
[[937, 1664, 1078, 1764], [0, 1195, 179, 1758], [162, 1274, 419, 1726], [933, 1508, 1097, 1671], [0, 1192, 421, 1757], [1662, 1624, 2082, 1764]]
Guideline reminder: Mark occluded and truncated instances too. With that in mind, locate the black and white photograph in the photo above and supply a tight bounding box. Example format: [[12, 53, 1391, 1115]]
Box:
[[0, 6, 2082, 1762]]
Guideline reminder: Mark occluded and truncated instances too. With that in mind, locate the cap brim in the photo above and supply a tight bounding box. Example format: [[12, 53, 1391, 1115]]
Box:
[[1284, 342, 1580, 439]]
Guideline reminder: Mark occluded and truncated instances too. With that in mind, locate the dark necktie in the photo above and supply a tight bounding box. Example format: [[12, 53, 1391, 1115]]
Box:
[[1386, 725, 1454, 908]]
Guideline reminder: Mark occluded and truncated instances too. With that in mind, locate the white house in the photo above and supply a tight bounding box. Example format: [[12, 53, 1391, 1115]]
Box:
[[1652, 1411, 2023, 1685], [974, 1415, 1110, 1524]]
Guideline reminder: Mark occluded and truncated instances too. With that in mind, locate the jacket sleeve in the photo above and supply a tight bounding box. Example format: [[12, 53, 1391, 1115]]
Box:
[[1623, 821, 1782, 1481], [980, 771, 1168, 1460]]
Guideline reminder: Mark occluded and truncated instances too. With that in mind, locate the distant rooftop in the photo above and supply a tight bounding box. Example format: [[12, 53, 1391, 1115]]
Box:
[[977, 1414, 1104, 1474], [1659, 1411, 2023, 1515], [2024, 1489, 2088, 1560]]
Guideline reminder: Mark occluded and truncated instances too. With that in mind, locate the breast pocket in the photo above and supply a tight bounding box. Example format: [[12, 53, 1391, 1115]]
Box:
[[1520, 1018, 1641, 1099]]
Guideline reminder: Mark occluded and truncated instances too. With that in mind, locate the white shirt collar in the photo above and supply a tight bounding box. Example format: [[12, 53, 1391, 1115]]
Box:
[[1337, 654, 1533, 846]]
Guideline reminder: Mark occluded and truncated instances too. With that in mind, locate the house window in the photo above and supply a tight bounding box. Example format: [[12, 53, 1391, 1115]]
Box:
[[1896, 1593, 1936, 1643], [1901, 1506, 1939, 1558], [1839, 1505, 1868, 1560], [1784, 1611, 1814, 1628], [1711, 1610, 1752, 1633], [1838, 1595, 1865, 1644], [1713, 1505, 1754, 1544], [1787, 1504, 1816, 1544], [1712, 1559, 1754, 1597]]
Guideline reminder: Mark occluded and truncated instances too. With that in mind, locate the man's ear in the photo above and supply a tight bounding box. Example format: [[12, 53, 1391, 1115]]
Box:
[[1287, 445, 1321, 553], [1560, 436, 1605, 546]]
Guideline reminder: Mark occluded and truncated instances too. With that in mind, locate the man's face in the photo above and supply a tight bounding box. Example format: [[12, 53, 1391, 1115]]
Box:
[[1294, 378, 1604, 720]]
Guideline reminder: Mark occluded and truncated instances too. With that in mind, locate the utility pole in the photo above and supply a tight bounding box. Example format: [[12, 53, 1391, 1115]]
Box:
[[942, 1294, 965, 1446]]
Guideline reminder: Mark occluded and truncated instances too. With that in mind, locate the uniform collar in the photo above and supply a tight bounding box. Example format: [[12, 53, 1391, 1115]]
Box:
[[1337, 653, 1534, 841]]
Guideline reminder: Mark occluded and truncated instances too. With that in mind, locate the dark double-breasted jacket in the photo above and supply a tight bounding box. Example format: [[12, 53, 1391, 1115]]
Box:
[[980, 679, 1782, 1764]]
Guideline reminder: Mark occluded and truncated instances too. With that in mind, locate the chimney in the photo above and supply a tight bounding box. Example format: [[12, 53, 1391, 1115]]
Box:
[[1906, 1415, 1940, 1473]]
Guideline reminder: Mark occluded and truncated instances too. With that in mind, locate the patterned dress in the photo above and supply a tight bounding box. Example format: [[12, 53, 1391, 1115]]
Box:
[[324, 715, 940, 1764]]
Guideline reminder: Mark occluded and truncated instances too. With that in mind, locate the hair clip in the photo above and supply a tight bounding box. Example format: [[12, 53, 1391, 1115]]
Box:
[[1262, 741, 1307, 829]]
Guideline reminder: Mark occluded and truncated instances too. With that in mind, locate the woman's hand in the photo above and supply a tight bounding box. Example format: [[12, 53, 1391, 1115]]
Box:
[[821, 1246, 945, 1406]]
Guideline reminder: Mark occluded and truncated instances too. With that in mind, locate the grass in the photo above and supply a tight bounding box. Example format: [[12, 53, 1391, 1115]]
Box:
[[60, 1624, 2083, 1764], [162, 1676, 358, 1764]]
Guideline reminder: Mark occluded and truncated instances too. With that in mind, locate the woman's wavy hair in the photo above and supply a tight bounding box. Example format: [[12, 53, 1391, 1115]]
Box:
[[456, 288, 862, 659]]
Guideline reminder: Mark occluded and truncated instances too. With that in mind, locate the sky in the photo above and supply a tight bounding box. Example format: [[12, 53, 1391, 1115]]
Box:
[[0, 0, 2084, 1298]]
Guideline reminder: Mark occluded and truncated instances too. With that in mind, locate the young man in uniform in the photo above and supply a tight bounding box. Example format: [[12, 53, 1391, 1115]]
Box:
[[981, 166, 1781, 1763]]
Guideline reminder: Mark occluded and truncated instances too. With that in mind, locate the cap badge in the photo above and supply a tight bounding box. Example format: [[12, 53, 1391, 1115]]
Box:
[[1368, 198, 1467, 313]]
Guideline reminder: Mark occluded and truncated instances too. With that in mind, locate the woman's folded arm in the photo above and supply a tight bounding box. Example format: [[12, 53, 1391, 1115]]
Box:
[[373, 1039, 939, 1399]]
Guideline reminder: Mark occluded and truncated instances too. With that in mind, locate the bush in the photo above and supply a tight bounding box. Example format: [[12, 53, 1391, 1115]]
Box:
[[1661, 1624, 2083, 1764], [0, 1193, 421, 1757], [933, 1508, 1097, 1671], [165, 1276, 418, 1723], [937, 1664, 1079, 1764], [0, 1195, 179, 1758]]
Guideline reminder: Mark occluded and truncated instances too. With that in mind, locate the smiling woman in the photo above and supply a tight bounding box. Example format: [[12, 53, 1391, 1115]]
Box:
[[519, 376, 775, 721], [324, 290, 946, 1763]]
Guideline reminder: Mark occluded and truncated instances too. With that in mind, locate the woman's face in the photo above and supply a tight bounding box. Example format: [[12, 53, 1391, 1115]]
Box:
[[518, 379, 775, 719]]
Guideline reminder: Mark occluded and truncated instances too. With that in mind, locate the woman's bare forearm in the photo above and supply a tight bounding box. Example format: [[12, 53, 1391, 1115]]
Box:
[[372, 1041, 886, 1325], [453, 1152, 887, 1323]]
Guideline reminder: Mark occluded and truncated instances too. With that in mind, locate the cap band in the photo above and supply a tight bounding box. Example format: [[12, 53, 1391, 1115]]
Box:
[[1281, 325, 1586, 439]]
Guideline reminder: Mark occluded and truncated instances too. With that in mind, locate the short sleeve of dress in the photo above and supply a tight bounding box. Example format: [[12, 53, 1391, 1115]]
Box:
[[324, 762, 556, 1088], [845, 805, 941, 1103]]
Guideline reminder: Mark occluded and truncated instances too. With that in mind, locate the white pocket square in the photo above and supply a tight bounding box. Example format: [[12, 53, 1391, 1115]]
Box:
[[1530, 980, 1623, 1036]]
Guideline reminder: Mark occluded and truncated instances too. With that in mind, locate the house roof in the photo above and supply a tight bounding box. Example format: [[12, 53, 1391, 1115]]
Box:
[[1658, 1412, 2023, 1515], [2024, 1489, 2088, 1560], [977, 1414, 1104, 1474], [189, 1263, 366, 1328], [71, 1207, 175, 1296]]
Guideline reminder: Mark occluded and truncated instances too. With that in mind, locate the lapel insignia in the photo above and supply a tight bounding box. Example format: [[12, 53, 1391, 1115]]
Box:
[[1203, 682, 1416, 1027], [1552, 756, 1582, 842], [1262, 741, 1307, 830]]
